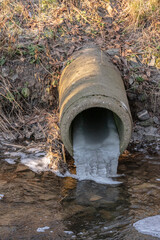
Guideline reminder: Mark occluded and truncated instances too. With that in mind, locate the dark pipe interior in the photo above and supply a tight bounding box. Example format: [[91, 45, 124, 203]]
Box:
[[71, 107, 123, 145]]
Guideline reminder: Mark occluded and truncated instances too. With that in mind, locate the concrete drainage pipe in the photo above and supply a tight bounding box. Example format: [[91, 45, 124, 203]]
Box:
[[59, 46, 132, 156]]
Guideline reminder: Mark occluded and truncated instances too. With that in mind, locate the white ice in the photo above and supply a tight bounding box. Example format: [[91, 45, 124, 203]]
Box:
[[37, 226, 50, 232], [0, 194, 4, 200], [64, 231, 74, 235], [133, 215, 160, 238], [20, 155, 50, 173], [73, 109, 120, 184], [5, 158, 16, 164], [4, 150, 51, 173]]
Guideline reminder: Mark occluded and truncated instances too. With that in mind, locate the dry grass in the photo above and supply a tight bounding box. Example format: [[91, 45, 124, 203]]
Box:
[[122, 0, 160, 27], [0, 0, 159, 171], [119, 0, 160, 67], [0, 0, 110, 134], [0, 0, 159, 142]]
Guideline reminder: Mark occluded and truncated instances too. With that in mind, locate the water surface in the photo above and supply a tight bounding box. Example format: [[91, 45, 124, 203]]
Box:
[[0, 138, 160, 239]]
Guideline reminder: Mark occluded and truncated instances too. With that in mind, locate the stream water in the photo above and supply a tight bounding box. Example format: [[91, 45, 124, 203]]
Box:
[[0, 136, 160, 239]]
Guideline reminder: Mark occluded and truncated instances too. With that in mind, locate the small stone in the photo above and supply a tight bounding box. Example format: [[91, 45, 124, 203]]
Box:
[[127, 92, 137, 100], [106, 48, 120, 56], [25, 131, 34, 139], [139, 118, 154, 127], [129, 76, 134, 85], [153, 116, 160, 125], [10, 73, 19, 82], [2, 67, 9, 77], [143, 126, 160, 141], [144, 126, 157, 133], [137, 110, 150, 121]]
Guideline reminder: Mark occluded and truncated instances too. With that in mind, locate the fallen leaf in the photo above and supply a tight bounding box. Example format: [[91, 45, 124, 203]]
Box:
[[146, 70, 151, 77], [90, 195, 102, 201]]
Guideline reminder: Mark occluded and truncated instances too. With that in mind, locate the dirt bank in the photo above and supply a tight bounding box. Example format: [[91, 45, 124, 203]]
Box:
[[0, 0, 160, 161]]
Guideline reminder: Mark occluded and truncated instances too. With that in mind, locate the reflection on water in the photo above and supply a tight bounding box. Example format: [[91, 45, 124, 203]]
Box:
[[0, 139, 160, 239]]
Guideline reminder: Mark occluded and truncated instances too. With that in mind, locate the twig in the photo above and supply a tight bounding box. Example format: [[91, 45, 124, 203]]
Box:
[[72, 5, 91, 24], [62, 144, 66, 163], [40, 61, 53, 76]]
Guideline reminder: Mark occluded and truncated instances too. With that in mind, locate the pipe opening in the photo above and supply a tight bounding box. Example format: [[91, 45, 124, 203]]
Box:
[[71, 107, 122, 182], [71, 107, 123, 147]]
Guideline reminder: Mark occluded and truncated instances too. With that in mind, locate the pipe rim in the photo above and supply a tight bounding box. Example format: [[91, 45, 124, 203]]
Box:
[[60, 95, 132, 156]]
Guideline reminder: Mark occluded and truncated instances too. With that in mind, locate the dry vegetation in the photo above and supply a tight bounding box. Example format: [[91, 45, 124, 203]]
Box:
[[120, 0, 160, 66], [123, 0, 160, 26], [0, 0, 160, 164]]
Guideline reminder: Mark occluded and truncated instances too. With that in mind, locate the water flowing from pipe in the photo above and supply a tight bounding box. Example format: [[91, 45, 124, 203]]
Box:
[[73, 108, 120, 184]]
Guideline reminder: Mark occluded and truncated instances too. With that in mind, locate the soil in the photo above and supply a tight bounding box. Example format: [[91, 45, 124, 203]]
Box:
[[0, 0, 160, 160]]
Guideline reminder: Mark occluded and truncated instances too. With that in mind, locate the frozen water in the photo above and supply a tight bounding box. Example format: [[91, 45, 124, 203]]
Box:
[[5, 158, 16, 164], [73, 108, 120, 184], [133, 215, 160, 238], [4, 150, 51, 173], [37, 226, 50, 232], [0, 194, 4, 200], [64, 231, 74, 235], [20, 155, 50, 172]]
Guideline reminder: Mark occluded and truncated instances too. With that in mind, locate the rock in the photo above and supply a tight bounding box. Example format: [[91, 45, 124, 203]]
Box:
[[2, 67, 9, 77], [151, 73, 160, 84], [127, 92, 137, 100], [137, 110, 150, 121], [129, 76, 134, 85], [10, 73, 19, 82], [153, 116, 160, 125], [131, 126, 144, 142], [137, 93, 147, 102], [139, 118, 154, 127], [106, 48, 120, 56], [144, 126, 157, 133], [144, 126, 160, 141], [25, 130, 34, 139]]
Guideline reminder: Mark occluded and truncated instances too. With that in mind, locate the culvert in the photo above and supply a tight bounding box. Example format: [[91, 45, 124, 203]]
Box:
[[59, 46, 132, 156]]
